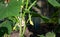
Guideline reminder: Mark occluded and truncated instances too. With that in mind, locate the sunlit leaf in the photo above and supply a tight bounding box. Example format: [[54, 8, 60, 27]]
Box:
[[48, 0, 60, 7], [0, 0, 22, 19]]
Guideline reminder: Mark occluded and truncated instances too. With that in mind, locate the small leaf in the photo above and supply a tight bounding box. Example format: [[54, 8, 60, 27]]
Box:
[[46, 32, 56, 37], [38, 35, 45, 37]]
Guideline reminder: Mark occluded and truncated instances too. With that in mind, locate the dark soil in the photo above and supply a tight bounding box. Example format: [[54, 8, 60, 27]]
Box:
[[10, 23, 60, 37]]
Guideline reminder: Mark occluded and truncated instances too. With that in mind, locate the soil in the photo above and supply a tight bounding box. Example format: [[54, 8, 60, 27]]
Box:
[[10, 23, 60, 37]]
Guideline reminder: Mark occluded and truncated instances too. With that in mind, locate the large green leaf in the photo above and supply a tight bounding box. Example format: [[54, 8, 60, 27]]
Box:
[[0, 20, 13, 34], [0, 0, 22, 19], [48, 0, 60, 7]]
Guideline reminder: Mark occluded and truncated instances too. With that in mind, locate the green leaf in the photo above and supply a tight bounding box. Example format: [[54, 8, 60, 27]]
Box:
[[46, 32, 56, 37], [39, 35, 45, 37], [48, 0, 60, 7], [0, 20, 12, 34], [0, 0, 22, 19]]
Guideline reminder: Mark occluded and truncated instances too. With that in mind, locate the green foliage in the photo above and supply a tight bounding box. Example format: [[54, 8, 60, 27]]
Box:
[[39, 35, 45, 37], [0, 0, 22, 19], [46, 32, 56, 37], [47, 0, 60, 24], [0, 20, 12, 34], [8, 16, 18, 24], [48, 0, 60, 7], [39, 32, 56, 37]]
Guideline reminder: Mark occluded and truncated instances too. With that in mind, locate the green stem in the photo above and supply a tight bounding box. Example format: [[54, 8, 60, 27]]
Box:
[[22, 20, 26, 37], [26, 0, 29, 9], [28, 1, 36, 10], [19, 13, 22, 37]]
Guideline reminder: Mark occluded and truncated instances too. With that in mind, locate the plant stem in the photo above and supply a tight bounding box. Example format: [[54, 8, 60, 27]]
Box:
[[22, 18, 26, 36], [26, 0, 29, 9], [19, 11, 23, 37], [28, 1, 36, 10]]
